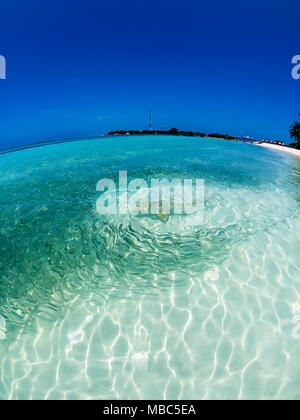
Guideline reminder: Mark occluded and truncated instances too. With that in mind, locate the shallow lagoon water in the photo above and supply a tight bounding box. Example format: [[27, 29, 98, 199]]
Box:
[[1, 135, 300, 400]]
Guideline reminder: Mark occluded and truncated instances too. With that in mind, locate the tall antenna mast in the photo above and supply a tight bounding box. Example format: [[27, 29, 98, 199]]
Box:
[[149, 110, 152, 131]]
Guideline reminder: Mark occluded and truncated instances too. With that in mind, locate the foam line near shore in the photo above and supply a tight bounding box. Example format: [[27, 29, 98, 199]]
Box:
[[256, 142, 300, 157]]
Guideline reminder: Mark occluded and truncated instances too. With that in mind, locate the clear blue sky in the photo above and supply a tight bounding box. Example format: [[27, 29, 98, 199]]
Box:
[[0, 0, 299, 150]]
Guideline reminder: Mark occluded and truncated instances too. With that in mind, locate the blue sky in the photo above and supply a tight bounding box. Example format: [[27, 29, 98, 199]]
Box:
[[0, 0, 299, 150]]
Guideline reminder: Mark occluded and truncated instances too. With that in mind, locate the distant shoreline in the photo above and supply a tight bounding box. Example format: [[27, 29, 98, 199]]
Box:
[[108, 130, 300, 155]]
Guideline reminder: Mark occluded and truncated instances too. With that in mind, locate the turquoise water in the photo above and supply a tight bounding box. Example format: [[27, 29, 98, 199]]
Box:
[[1, 135, 300, 400]]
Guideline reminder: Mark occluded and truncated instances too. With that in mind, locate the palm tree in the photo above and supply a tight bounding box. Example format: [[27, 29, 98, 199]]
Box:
[[290, 122, 300, 141], [290, 114, 300, 146]]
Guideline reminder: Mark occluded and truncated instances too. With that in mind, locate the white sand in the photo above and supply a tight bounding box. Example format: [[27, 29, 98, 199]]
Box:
[[256, 142, 300, 157]]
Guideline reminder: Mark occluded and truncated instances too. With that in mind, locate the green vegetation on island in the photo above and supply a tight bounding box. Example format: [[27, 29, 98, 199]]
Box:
[[108, 128, 237, 141]]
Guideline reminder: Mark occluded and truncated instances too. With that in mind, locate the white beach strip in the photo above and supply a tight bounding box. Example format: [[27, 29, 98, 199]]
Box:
[[255, 142, 300, 157]]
